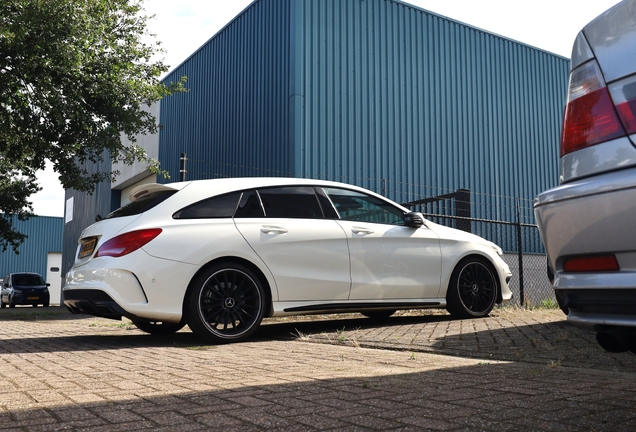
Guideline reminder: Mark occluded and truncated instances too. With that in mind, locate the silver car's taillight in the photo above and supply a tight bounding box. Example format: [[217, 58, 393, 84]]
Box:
[[609, 74, 636, 136], [561, 59, 625, 157]]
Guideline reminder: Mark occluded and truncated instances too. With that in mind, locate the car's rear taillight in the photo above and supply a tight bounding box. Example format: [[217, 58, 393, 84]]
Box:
[[561, 60, 625, 157], [94, 229, 162, 258], [610, 76, 636, 135]]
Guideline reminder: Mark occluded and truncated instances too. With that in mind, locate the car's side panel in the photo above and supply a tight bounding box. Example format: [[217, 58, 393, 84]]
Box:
[[336, 221, 442, 300], [235, 218, 352, 301]]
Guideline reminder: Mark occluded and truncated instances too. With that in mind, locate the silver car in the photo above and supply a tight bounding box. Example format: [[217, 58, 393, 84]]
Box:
[[534, 0, 636, 353]]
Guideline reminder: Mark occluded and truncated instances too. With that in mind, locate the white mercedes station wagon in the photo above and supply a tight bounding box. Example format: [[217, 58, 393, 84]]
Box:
[[65, 178, 512, 343], [534, 0, 636, 353]]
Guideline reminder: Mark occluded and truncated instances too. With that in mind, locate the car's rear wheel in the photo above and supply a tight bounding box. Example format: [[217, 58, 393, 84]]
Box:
[[446, 257, 498, 318], [32, 304, 37, 308], [43, 302, 49, 307], [132, 320, 186, 335], [186, 263, 266, 344], [361, 310, 396, 320]]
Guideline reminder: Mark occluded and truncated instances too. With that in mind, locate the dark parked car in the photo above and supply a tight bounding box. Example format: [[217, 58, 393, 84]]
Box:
[[1, 273, 50, 308]]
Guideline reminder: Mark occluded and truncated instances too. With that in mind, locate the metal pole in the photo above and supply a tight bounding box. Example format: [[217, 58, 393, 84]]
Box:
[[179, 153, 187, 182], [516, 198, 525, 306]]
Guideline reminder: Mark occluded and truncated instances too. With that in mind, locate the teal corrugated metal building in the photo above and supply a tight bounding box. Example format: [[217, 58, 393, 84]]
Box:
[[159, 0, 568, 227], [63, 0, 569, 271], [0, 215, 63, 280]]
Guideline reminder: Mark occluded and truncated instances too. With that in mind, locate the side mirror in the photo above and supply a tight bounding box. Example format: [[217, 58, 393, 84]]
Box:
[[404, 212, 425, 228]]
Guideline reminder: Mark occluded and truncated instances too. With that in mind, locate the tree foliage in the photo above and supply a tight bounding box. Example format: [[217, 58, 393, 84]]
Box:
[[0, 0, 184, 252]]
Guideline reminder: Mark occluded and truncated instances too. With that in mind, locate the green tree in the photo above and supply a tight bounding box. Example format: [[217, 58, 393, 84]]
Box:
[[0, 0, 184, 252]]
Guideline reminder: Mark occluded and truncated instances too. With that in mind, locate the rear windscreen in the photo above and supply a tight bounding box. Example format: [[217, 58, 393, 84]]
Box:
[[105, 190, 178, 219]]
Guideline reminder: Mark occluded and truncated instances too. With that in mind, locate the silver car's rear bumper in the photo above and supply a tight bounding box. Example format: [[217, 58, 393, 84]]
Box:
[[535, 167, 636, 330]]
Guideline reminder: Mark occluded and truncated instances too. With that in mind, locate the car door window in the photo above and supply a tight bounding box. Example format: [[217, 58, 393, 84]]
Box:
[[174, 191, 242, 219], [258, 186, 324, 219], [323, 188, 405, 225], [234, 190, 265, 218]]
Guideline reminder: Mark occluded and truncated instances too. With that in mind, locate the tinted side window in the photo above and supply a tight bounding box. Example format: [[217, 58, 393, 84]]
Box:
[[234, 190, 265, 218], [174, 192, 241, 219], [106, 191, 177, 219], [259, 186, 323, 219], [323, 188, 405, 225]]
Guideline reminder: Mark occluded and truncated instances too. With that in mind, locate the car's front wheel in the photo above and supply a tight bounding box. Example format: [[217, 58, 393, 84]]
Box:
[[446, 257, 498, 318], [185, 263, 266, 344], [132, 320, 186, 335]]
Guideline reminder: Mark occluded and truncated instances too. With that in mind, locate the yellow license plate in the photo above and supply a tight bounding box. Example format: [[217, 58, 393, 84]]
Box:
[[78, 238, 97, 259], [28, 297, 39, 300]]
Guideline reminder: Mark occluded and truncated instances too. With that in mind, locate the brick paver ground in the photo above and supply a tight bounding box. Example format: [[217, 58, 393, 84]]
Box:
[[0, 306, 635, 431]]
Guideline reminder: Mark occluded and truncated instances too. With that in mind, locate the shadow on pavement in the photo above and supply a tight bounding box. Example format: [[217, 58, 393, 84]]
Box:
[[2, 306, 636, 373]]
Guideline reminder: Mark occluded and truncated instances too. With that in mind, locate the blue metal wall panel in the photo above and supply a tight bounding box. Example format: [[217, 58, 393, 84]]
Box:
[[159, 0, 293, 181], [153, 0, 568, 252], [292, 0, 568, 231], [61, 155, 113, 275], [0, 215, 63, 279]]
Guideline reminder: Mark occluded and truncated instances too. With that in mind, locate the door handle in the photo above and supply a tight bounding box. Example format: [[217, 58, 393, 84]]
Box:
[[260, 226, 288, 235], [351, 227, 374, 235]]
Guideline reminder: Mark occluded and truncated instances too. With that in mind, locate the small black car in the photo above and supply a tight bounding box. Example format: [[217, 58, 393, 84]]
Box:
[[1, 272, 50, 308]]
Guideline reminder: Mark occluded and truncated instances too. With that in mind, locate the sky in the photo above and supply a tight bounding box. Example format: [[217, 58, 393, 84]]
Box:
[[31, 0, 622, 217]]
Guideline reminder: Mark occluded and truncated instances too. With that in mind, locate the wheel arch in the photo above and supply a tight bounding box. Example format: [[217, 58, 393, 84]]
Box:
[[183, 256, 275, 318], [448, 253, 503, 304]]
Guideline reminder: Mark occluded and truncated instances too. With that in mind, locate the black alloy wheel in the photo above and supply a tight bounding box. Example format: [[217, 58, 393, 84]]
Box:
[[132, 320, 186, 335], [446, 257, 498, 318], [186, 264, 265, 343]]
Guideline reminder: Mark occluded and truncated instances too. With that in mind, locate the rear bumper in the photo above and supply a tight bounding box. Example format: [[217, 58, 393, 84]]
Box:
[[534, 167, 636, 274], [535, 168, 636, 332], [64, 289, 137, 321], [557, 288, 636, 331]]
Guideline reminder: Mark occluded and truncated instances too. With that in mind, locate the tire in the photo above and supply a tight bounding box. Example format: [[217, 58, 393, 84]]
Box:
[[32, 304, 38, 308], [361, 310, 396, 320], [43, 302, 49, 308], [9, 297, 15, 308], [555, 291, 568, 315], [446, 257, 498, 319], [0, 298, 5, 308], [185, 263, 266, 344], [132, 320, 186, 335]]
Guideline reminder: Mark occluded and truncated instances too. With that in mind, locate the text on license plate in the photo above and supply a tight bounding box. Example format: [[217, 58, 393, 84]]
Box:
[[28, 297, 39, 300], [78, 238, 97, 259]]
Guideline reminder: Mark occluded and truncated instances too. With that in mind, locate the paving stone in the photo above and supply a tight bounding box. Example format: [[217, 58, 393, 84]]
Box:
[[0, 307, 635, 431]]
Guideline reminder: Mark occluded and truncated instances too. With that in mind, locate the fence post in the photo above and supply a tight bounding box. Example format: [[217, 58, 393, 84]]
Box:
[[179, 153, 187, 182], [516, 198, 525, 306], [455, 188, 471, 233]]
